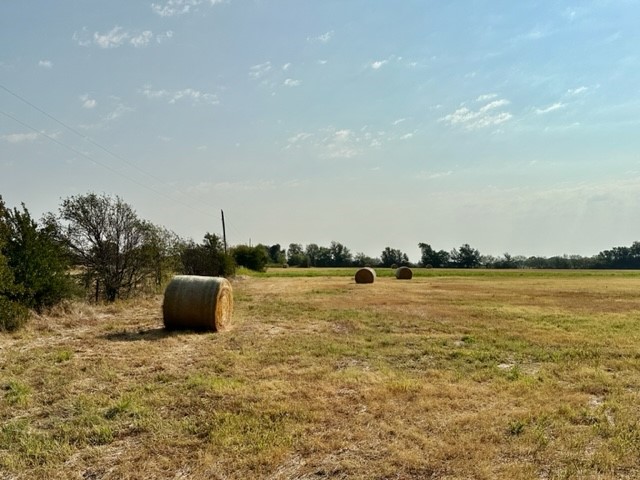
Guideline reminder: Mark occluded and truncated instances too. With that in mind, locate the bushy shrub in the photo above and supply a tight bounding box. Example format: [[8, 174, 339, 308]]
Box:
[[0, 249, 28, 332], [232, 245, 269, 272], [179, 233, 235, 277], [1, 202, 74, 312]]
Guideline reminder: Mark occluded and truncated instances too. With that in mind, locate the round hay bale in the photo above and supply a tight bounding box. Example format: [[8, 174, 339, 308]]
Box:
[[163, 275, 233, 331], [355, 267, 376, 284], [395, 266, 413, 280]]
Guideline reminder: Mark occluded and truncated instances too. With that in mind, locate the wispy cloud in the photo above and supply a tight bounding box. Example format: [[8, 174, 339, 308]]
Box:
[[1, 132, 39, 143], [371, 60, 388, 70], [440, 97, 513, 130], [141, 85, 219, 105], [417, 170, 453, 180], [151, 0, 223, 17], [321, 128, 361, 159], [131, 31, 154, 48], [187, 179, 291, 194], [286, 123, 413, 157], [283, 78, 301, 87], [567, 86, 588, 96], [103, 103, 134, 122], [308, 31, 334, 43], [79, 94, 97, 109], [156, 30, 174, 44], [476, 93, 497, 102], [535, 102, 565, 115], [73, 26, 169, 48], [93, 26, 130, 48], [249, 61, 272, 79], [38, 60, 53, 69]]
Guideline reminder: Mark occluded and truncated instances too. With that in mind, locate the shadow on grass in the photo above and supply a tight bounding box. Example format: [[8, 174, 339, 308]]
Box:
[[101, 326, 211, 342]]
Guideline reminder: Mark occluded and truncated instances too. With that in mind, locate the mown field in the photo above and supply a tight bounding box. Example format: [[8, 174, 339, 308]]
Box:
[[1, 269, 640, 479]]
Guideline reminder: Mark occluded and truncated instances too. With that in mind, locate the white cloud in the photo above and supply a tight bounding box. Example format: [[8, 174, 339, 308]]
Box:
[[399, 133, 414, 140], [440, 97, 513, 130], [94, 26, 130, 48], [131, 31, 153, 48], [156, 30, 174, 43], [249, 61, 272, 79], [283, 78, 301, 87], [151, 0, 223, 17], [535, 102, 565, 115], [318, 60, 328, 65], [103, 103, 134, 122], [282, 63, 291, 71], [80, 94, 97, 109], [392, 118, 406, 126], [1, 132, 39, 143], [308, 31, 334, 43], [476, 93, 497, 101], [567, 86, 588, 96], [188, 179, 278, 194], [141, 85, 219, 105], [72, 28, 92, 47], [170, 88, 219, 105], [417, 170, 453, 180], [286, 133, 313, 147], [371, 60, 388, 70], [74, 26, 158, 48], [38, 60, 53, 69]]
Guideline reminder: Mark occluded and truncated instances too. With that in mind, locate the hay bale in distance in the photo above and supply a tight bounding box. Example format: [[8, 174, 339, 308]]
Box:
[[355, 267, 376, 284], [395, 266, 413, 280], [163, 275, 233, 331]]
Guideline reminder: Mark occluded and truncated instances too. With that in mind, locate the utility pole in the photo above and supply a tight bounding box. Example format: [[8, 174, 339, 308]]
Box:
[[221, 209, 227, 254]]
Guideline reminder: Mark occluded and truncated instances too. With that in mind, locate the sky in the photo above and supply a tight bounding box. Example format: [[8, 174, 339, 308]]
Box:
[[2, 1, 640, 262]]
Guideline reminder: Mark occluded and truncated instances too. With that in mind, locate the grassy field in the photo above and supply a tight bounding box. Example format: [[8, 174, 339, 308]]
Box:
[[2, 269, 640, 479]]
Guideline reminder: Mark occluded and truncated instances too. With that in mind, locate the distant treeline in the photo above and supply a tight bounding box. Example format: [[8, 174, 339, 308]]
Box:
[[265, 241, 640, 270], [3, 192, 640, 331]]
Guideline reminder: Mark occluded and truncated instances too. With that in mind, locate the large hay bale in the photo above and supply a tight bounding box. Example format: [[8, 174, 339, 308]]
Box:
[[355, 267, 376, 284], [163, 275, 233, 331], [395, 266, 413, 280]]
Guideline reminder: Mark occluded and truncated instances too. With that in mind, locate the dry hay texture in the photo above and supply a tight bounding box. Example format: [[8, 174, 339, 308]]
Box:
[[163, 275, 233, 331], [355, 267, 377, 284], [395, 266, 413, 280]]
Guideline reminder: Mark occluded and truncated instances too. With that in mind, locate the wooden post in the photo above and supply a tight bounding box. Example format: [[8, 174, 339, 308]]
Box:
[[221, 209, 227, 254]]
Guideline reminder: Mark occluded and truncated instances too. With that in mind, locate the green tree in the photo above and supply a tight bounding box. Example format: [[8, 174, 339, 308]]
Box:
[[380, 247, 409, 268], [286, 243, 305, 266], [418, 243, 449, 268], [329, 241, 353, 266], [179, 233, 235, 277], [267, 244, 286, 264], [304, 243, 320, 267], [232, 244, 269, 271], [0, 250, 28, 332], [0, 201, 29, 331], [450, 243, 481, 268], [56, 193, 158, 302], [354, 252, 380, 267], [0, 198, 74, 312]]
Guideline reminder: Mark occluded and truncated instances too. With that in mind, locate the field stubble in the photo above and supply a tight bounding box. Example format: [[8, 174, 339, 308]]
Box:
[[1, 270, 640, 479]]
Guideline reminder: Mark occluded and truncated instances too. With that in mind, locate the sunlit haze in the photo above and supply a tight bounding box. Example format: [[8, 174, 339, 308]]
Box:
[[2, 1, 640, 262]]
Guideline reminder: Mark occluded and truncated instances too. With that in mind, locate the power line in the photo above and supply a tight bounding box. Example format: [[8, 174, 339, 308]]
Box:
[[0, 108, 220, 222], [0, 82, 252, 243], [1, 83, 173, 191]]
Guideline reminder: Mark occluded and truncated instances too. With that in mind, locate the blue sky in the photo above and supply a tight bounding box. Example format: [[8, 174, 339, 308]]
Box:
[[2, 1, 640, 261]]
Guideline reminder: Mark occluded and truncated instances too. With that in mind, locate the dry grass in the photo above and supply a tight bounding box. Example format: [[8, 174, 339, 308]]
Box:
[[2, 271, 640, 479]]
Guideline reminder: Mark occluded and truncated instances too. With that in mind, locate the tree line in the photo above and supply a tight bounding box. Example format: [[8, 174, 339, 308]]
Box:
[[2, 192, 640, 331]]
